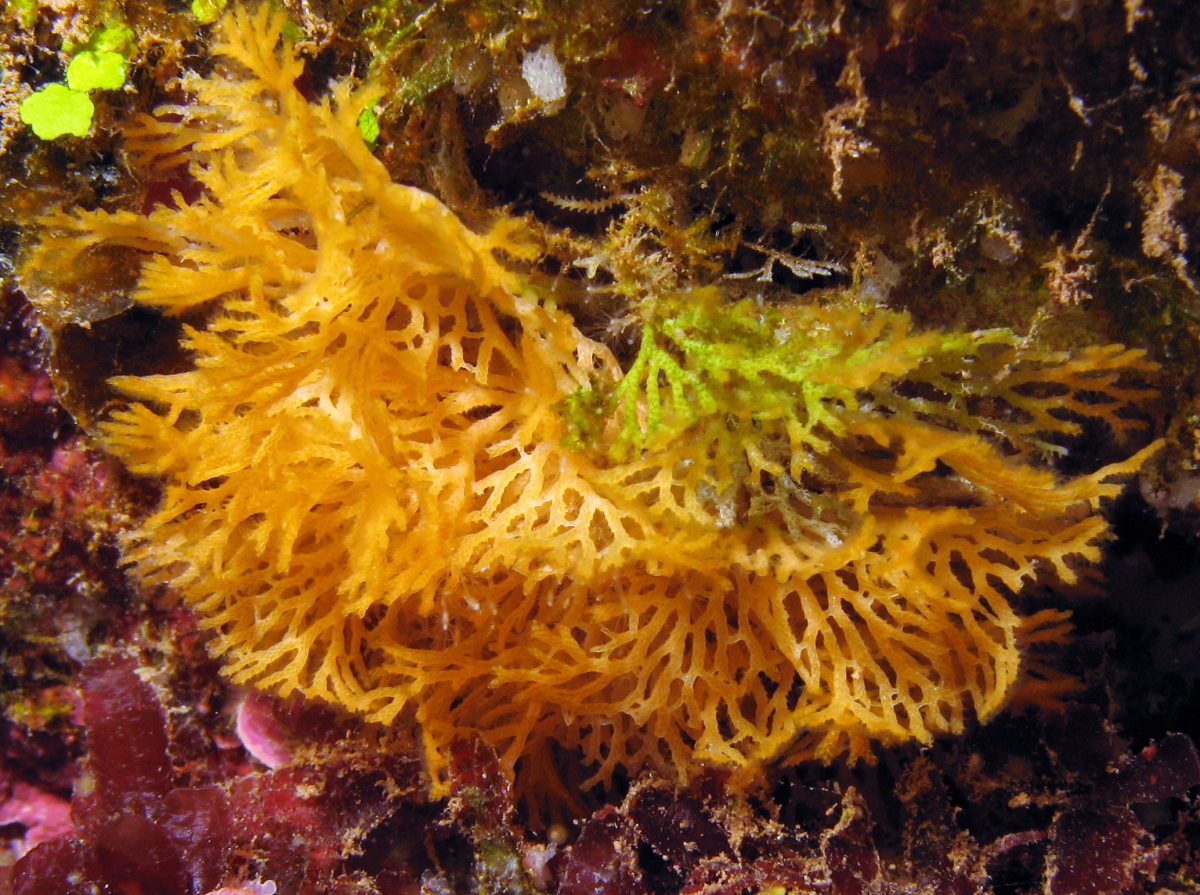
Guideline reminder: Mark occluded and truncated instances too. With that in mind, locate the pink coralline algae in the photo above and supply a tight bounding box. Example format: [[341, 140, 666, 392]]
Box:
[[0, 777, 71, 860], [234, 691, 293, 771]]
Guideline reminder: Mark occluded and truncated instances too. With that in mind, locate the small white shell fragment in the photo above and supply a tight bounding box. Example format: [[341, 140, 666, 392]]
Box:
[[204, 881, 277, 895], [522, 44, 567, 103]]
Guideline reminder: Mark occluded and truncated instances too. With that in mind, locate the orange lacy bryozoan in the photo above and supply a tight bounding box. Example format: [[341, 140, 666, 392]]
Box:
[[25, 9, 1161, 795]]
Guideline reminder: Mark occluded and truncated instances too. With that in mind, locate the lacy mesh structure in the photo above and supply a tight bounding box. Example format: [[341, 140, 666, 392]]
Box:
[[23, 8, 1161, 796]]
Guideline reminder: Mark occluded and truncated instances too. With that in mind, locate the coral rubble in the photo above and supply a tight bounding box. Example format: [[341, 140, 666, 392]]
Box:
[[19, 8, 1163, 801]]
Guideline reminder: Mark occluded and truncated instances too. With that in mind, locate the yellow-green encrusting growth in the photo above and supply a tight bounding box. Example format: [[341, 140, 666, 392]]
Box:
[[22, 7, 1163, 800], [565, 287, 1158, 549]]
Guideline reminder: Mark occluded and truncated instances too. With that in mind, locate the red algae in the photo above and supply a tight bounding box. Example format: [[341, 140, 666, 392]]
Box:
[[78, 656, 172, 808], [553, 810, 646, 895], [6, 613, 1200, 894], [11, 655, 425, 895]]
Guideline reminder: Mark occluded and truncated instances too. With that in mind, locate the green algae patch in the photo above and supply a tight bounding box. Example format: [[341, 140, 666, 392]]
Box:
[[66, 49, 128, 92], [357, 106, 380, 148], [19, 84, 94, 139], [191, 0, 229, 25]]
